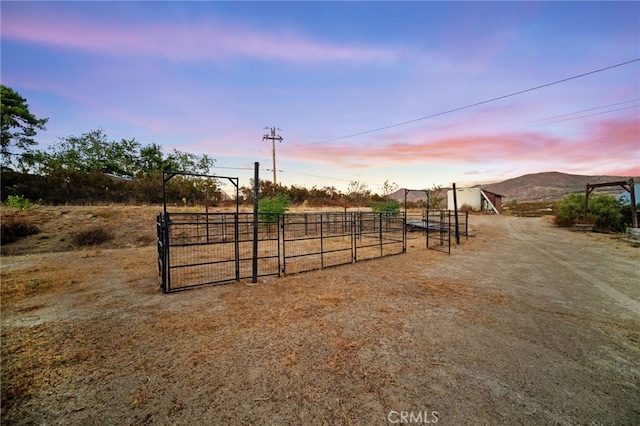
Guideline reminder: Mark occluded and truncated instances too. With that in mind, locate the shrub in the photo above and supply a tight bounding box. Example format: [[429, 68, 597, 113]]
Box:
[[258, 193, 291, 222], [555, 193, 625, 232], [5, 195, 34, 210], [589, 195, 623, 232], [371, 199, 401, 216], [1, 218, 40, 244], [71, 226, 113, 247]]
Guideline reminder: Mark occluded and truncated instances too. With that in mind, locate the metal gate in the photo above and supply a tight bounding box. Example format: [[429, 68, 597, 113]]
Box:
[[157, 171, 243, 293], [280, 212, 405, 275], [426, 210, 451, 254]]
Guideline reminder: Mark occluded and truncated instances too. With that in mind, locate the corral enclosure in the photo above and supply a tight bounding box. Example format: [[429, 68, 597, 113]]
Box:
[[158, 211, 411, 292], [156, 171, 467, 293]]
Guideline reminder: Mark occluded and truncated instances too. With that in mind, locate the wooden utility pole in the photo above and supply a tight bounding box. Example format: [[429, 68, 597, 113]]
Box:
[[262, 127, 283, 185]]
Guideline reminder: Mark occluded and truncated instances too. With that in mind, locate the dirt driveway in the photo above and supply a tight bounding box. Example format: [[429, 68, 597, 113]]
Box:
[[1, 211, 639, 425]]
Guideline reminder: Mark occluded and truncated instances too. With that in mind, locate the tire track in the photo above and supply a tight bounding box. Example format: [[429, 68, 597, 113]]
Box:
[[506, 219, 640, 315]]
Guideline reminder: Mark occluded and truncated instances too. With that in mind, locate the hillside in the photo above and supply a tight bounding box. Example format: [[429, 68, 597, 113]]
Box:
[[392, 172, 637, 203], [481, 172, 637, 202]]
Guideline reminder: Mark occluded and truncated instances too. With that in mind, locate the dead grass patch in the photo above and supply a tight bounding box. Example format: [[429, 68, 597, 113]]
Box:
[[71, 226, 113, 247], [0, 259, 87, 303], [1, 323, 94, 413], [1, 216, 40, 244]]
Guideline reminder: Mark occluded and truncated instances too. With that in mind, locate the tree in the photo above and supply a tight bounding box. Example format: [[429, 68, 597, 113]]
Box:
[[428, 184, 445, 210], [556, 193, 625, 232], [1, 85, 48, 170], [32, 129, 141, 175], [371, 199, 401, 216], [138, 143, 165, 175], [30, 129, 216, 176], [381, 180, 398, 199], [347, 181, 370, 210], [163, 149, 215, 175], [258, 193, 291, 222]]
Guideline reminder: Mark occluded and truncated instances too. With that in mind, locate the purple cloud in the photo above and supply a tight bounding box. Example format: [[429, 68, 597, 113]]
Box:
[[2, 10, 399, 64]]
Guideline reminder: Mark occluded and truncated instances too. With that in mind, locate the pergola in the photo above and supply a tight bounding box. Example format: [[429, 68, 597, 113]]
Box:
[[583, 178, 637, 228]]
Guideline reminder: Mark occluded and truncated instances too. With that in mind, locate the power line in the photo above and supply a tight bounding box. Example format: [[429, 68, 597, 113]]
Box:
[[277, 169, 384, 187], [299, 58, 640, 146], [534, 104, 639, 126], [212, 166, 255, 171], [212, 164, 383, 188], [528, 99, 639, 123]]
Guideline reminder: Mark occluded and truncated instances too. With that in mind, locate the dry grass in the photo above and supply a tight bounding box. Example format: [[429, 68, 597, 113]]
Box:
[[71, 225, 113, 247], [0, 256, 92, 303], [2, 212, 639, 424], [1, 215, 40, 244], [1, 322, 94, 411]]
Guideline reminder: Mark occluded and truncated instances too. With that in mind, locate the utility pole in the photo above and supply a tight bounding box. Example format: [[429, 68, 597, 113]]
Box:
[[262, 127, 283, 185]]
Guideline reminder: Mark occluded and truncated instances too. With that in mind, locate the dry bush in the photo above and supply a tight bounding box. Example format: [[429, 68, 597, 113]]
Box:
[[459, 203, 474, 212], [1, 217, 40, 244], [71, 226, 113, 247]]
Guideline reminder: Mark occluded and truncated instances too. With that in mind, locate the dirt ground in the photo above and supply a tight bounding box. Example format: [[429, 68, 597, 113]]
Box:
[[1, 206, 639, 425]]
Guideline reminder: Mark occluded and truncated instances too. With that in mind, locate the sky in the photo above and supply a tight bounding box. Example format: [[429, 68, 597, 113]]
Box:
[[1, 1, 639, 194]]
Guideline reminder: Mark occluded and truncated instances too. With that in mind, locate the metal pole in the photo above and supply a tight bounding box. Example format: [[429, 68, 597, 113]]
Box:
[[252, 162, 260, 283], [205, 187, 209, 243], [583, 185, 590, 223], [403, 189, 408, 253], [629, 178, 638, 228], [453, 182, 460, 244]]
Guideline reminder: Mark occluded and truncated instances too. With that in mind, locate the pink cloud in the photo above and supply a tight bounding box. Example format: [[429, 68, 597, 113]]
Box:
[[289, 117, 639, 175], [2, 11, 398, 64]]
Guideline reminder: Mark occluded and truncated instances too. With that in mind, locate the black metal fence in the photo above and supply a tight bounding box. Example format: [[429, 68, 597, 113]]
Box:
[[425, 210, 451, 253], [157, 211, 407, 293], [157, 208, 469, 293], [404, 210, 468, 254], [281, 212, 405, 275], [157, 212, 281, 292]]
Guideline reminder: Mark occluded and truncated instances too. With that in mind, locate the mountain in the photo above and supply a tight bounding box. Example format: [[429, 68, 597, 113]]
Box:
[[391, 172, 638, 203], [480, 172, 637, 202]]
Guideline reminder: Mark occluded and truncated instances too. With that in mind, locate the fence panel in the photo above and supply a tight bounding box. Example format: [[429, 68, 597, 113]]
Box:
[[164, 212, 239, 292], [282, 213, 354, 275], [426, 210, 451, 253], [354, 212, 404, 261], [158, 210, 421, 292], [237, 213, 280, 281]]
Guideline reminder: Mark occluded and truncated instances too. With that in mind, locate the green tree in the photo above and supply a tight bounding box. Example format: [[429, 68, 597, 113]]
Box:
[[1, 85, 49, 170], [589, 195, 623, 232], [163, 149, 215, 175], [371, 199, 401, 216], [556, 193, 585, 225], [32, 129, 141, 175], [258, 193, 291, 222], [556, 193, 625, 232], [138, 143, 165, 175], [30, 129, 216, 176]]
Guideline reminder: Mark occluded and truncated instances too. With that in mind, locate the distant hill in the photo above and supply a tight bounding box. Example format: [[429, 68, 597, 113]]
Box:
[[480, 172, 637, 202], [391, 172, 637, 203]]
